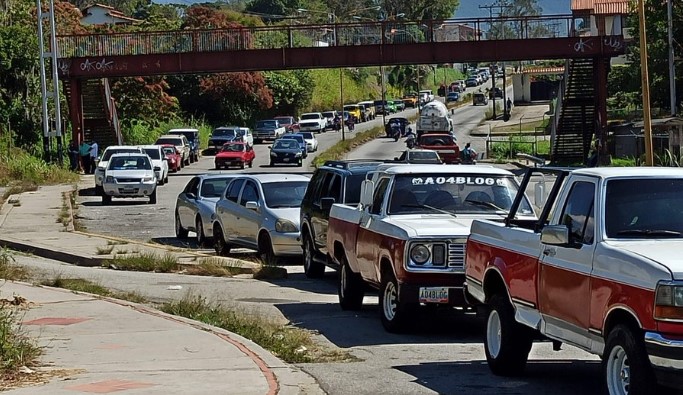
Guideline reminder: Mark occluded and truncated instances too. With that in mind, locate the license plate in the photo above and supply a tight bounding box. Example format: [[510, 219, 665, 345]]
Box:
[[419, 287, 449, 303], [283, 158, 290, 162]]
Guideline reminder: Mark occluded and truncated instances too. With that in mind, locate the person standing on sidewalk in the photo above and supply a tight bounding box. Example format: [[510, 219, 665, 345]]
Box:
[[68, 140, 79, 171], [79, 140, 91, 174], [89, 140, 99, 174], [506, 98, 512, 114]]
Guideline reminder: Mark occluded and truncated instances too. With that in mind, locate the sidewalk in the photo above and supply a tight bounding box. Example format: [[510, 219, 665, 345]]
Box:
[[0, 186, 323, 394], [470, 102, 551, 137]]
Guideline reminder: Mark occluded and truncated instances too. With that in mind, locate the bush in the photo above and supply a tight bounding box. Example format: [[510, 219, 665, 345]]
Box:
[[122, 117, 213, 149], [0, 145, 78, 189], [489, 137, 550, 159]]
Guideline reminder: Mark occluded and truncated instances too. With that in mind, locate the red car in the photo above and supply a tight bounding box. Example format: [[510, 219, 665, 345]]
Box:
[[161, 144, 182, 172], [214, 142, 255, 169], [417, 133, 460, 164]]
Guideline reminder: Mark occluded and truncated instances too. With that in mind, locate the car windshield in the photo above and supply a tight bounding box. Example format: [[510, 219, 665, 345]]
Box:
[[108, 156, 151, 170], [155, 138, 182, 146], [263, 181, 309, 208], [101, 148, 140, 161], [344, 105, 357, 111], [273, 140, 297, 149], [282, 135, 303, 143], [605, 178, 683, 238], [408, 151, 440, 162], [200, 178, 232, 198], [213, 129, 237, 137], [162, 147, 176, 155], [387, 174, 533, 215], [256, 120, 277, 128], [143, 148, 160, 160], [420, 135, 455, 145], [300, 132, 314, 139], [221, 144, 244, 152], [274, 117, 293, 124], [322, 112, 334, 118], [301, 114, 319, 120]]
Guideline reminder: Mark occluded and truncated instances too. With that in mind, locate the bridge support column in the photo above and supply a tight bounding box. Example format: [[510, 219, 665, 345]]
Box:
[[67, 78, 84, 145], [594, 57, 609, 164]]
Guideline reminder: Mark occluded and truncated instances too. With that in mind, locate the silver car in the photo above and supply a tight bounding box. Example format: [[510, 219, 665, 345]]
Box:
[[175, 174, 237, 246], [101, 153, 158, 205], [212, 174, 310, 265]]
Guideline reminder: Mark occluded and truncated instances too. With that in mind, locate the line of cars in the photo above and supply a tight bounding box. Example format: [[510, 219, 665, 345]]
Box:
[[94, 129, 201, 205]]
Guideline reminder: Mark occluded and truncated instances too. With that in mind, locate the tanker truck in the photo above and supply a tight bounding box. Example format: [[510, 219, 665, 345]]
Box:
[[416, 100, 453, 137]]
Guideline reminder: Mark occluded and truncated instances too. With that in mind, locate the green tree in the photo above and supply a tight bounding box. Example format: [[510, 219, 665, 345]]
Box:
[[380, 0, 460, 20], [263, 70, 312, 116]]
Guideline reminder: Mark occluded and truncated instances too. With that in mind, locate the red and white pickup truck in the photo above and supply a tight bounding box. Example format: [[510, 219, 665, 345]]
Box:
[[326, 164, 535, 332], [465, 167, 683, 394]]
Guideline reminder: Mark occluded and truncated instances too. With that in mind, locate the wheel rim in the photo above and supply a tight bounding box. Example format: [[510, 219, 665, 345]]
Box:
[[303, 238, 312, 271], [606, 345, 630, 395], [196, 218, 203, 244], [382, 279, 397, 321], [486, 310, 502, 358]]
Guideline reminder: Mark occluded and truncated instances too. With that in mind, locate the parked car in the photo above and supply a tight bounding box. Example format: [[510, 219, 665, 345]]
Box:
[[299, 160, 384, 277], [168, 128, 200, 163], [212, 174, 310, 265], [101, 153, 159, 205], [298, 113, 327, 134], [357, 102, 374, 122], [298, 132, 318, 152], [175, 174, 237, 246], [446, 92, 460, 102], [402, 94, 418, 108], [155, 135, 191, 167], [418, 133, 460, 164], [473, 92, 489, 106], [393, 149, 443, 164], [269, 139, 304, 167], [214, 142, 255, 169], [161, 144, 182, 173], [139, 145, 169, 185], [358, 101, 376, 120], [94, 145, 145, 195], [279, 134, 307, 158], [208, 126, 253, 154], [273, 116, 299, 133], [465, 78, 478, 87]]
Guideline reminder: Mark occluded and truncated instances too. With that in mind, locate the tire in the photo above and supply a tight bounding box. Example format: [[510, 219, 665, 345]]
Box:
[[175, 211, 188, 239], [196, 216, 207, 247], [379, 269, 414, 333], [270, 160, 275, 167], [101, 194, 111, 205], [213, 225, 231, 256], [240, 162, 245, 169], [303, 235, 325, 278], [164, 174, 169, 184], [604, 325, 654, 395], [248, 160, 253, 168], [258, 233, 279, 266], [338, 256, 364, 310], [297, 160, 302, 167], [158, 176, 165, 186], [484, 294, 533, 376], [95, 185, 103, 196], [149, 189, 157, 204]]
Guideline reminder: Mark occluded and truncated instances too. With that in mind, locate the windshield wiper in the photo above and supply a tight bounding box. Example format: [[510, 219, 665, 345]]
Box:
[[464, 199, 507, 212], [616, 229, 682, 238], [401, 204, 457, 218]]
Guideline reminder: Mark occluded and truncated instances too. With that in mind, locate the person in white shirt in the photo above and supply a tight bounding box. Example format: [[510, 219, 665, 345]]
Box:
[[89, 140, 99, 174]]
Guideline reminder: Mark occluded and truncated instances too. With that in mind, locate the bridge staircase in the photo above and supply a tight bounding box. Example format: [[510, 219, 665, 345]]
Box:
[[550, 58, 598, 165], [64, 79, 122, 148]]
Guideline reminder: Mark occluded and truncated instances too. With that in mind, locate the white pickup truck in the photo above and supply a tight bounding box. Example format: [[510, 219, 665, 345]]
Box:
[[465, 167, 683, 394], [326, 164, 534, 332], [298, 113, 327, 134]]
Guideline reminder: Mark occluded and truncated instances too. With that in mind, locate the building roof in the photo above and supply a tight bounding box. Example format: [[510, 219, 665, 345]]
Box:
[[571, 0, 628, 15], [81, 3, 140, 23]]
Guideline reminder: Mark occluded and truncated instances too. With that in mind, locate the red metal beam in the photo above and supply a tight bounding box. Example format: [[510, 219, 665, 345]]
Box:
[[58, 36, 625, 79]]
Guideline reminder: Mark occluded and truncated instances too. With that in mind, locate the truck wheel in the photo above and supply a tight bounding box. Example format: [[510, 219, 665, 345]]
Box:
[[604, 325, 654, 395], [95, 185, 103, 196], [484, 294, 533, 376], [338, 256, 364, 310], [101, 194, 111, 205], [175, 211, 188, 239], [380, 269, 414, 333], [213, 225, 231, 256], [303, 236, 325, 278]]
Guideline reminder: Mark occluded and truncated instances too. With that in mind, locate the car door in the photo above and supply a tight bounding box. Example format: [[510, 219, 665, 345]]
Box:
[[178, 177, 200, 228], [218, 178, 244, 242], [356, 177, 390, 283], [237, 180, 261, 248], [310, 172, 336, 252], [539, 178, 597, 349]]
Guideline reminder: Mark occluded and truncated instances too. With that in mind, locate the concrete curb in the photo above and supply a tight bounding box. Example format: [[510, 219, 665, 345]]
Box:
[[0, 236, 105, 267]]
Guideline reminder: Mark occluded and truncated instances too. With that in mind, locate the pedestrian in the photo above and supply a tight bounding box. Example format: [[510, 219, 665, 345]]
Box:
[[79, 140, 91, 174], [68, 139, 79, 171], [506, 98, 512, 113], [461, 143, 475, 164], [347, 115, 355, 131], [89, 140, 99, 174]]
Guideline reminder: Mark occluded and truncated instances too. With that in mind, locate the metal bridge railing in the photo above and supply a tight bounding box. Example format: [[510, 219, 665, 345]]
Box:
[[56, 14, 605, 58]]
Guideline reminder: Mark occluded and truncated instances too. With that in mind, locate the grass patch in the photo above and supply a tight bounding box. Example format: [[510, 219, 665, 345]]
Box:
[[183, 258, 244, 277], [95, 245, 115, 255], [161, 294, 353, 363], [110, 252, 179, 273], [42, 278, 147, 304], [490, 117, 550, 135], [0, 248, 31, 281], [489, 136, 551, 160], [0, 148, 79, 189], [0, 306, 40, 381]]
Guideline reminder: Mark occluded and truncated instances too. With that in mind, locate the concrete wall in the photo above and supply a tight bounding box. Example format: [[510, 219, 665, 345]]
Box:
[[512, 74, 532, 103]]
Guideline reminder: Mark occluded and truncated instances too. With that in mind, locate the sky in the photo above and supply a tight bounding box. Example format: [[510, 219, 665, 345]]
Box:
[[455, 1, 571, 18]]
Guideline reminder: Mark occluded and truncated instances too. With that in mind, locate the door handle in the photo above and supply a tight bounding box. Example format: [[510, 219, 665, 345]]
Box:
[[543, 248, 556, 257]]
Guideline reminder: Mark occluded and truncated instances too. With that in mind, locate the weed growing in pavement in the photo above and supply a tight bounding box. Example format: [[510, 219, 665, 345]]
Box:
[[42, 278, 147, 304], [0, 249, 31, 281], [161, 294, 354, 364], [252, 264, 287, 280], [0, 306, 40, 381], [110, 252, 179, 273], [115, 249, 128, 255], [183, 258, 244, 277], [95, 245, 115, 255], [106, 240, 128, 246]]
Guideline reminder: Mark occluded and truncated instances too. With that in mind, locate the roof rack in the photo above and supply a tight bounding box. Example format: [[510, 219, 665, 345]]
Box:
[[322, 159, 385, 170]]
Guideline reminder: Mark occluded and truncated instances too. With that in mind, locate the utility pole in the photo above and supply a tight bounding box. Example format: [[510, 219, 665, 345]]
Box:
[[479, 1, 511, 120], [667, 0, 677, 116], [638, 0, 654, 165]]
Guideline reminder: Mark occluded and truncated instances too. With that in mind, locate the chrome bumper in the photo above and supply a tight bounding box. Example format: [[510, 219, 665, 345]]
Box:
[[645, 331, 683, 388], [270, 232, 302, 257]]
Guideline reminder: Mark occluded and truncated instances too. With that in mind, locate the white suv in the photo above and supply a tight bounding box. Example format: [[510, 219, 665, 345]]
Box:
[[101, 153, 158, 205], [139, 145, 169, 185], [94, 145, 144, 195]]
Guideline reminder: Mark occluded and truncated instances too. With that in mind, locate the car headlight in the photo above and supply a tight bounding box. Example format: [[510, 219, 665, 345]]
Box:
[[105, 176, 114, 183], [655, 281, 683, 320], [275, 219, 298, 233], [143, 176, 155, 182], [295, 152, 302, 157], [410, 244, 430, 265]]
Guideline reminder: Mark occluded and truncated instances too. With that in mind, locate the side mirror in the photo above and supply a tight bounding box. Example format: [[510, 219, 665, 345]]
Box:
[[359, 180, 375, 207], [321, 197, 335, 211], [245, 201, 259, 211], [541, 225, 569, 245]]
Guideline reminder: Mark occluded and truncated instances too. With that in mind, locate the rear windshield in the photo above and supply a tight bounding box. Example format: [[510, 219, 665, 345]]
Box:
[[300, 114, 320, 120], [102, 148, 140, 161], [169, 131, 196, 140], [256, 120, 277, 128], [143, 148, 161, 160], [155, 137, 182, 146]]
